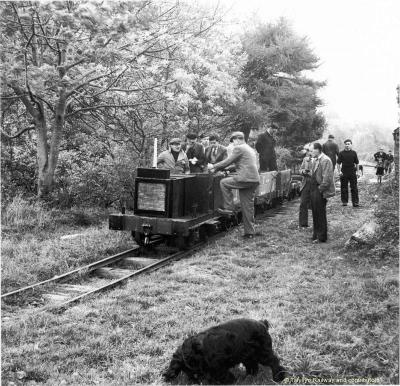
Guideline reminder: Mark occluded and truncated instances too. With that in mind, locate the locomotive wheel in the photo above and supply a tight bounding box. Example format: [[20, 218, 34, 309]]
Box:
[[176, 235, 187, 250], [132, 231, 145, 246], [198, 225, 209, 242]]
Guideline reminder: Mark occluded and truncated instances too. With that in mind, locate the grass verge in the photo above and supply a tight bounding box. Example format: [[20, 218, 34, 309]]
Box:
[[1, 175, 398, 385]]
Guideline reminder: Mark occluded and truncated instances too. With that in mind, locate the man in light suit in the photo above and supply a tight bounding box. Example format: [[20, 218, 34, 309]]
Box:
[[298, 146, 314, 228], [205, 135, 228, 165], [208, 131, 260, 239], [310, 142, 335, 243]]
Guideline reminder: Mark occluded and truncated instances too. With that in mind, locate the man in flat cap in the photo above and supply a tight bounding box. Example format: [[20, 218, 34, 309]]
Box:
[[157, 137, 190, 174], [322, 134, 340, 170], [208, 131, 260, 239]]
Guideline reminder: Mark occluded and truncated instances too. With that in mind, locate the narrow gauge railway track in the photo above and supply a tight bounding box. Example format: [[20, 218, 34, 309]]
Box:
[[1, 202, 294, 319]]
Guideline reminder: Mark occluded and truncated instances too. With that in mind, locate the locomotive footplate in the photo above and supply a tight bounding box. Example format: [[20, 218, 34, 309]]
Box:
[[109, 212, 216, 237]]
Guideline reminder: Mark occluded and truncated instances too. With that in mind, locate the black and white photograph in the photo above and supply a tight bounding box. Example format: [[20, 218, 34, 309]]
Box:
[[1, 0, 399, 384]]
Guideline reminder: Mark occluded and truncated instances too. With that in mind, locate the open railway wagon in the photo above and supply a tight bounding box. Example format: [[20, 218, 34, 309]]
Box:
[[109, 168, 300, 249]]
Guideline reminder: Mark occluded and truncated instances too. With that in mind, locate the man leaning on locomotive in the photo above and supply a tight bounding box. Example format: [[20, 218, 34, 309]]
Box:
[[208, 131, 260, 239]]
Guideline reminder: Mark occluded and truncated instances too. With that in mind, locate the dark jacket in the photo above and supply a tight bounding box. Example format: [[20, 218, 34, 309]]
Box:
[[322, 140, 339, 165], [186, 143, 206, 173], [205, 145, 228, 164], [255, 131, 277, 171], [213, 144, 260, 183], [337, 150, 359, 173], [374, 151, 387, 162]]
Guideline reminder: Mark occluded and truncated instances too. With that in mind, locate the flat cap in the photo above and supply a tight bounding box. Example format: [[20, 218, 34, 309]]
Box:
[[328, 134, 334, 139], [169, 138, 181, 144], [229, 131, 245, 141]]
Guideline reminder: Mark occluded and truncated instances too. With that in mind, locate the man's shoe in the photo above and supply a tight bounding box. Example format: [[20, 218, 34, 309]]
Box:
[[217, 208, 235, 216], [312, 239, 326, 244], [299, 225, 309, 229], [342, 203, 348, 206], [353, 203, 360, 207]]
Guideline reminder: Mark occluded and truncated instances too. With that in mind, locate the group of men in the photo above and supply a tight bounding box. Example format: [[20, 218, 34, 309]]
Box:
[[157, 131, 381, 243], [157, 133, 229, 175], [299, 135, 361, 243], [373, 147, 394, 183], [157, 131, 260, 239]]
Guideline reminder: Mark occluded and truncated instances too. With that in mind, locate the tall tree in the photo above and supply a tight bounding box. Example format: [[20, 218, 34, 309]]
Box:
[[0, 0, 222, 198], [236, 18, 326, 147]]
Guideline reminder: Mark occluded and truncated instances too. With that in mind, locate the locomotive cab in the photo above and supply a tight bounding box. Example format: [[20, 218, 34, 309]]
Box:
[[109, 168, 224, 248]]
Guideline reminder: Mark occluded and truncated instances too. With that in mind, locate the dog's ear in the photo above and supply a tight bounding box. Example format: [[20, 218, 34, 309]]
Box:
[[261, 320, 270, 330]]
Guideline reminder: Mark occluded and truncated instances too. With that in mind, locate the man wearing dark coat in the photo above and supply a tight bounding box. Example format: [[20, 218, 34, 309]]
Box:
[[337, 139, 360, 207], [322, 134, 340, 169], [255, 130, 277, 171], [373, 147, 387, 163], [205, 135, 228, 165], [186, 133, 206, 173]]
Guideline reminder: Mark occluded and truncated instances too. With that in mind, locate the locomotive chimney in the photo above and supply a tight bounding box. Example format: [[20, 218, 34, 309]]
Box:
[[152, 138, 158, 168]]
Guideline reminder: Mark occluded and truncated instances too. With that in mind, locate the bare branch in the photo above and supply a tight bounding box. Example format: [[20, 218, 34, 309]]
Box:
[[1, 125, 35, 140], [65, 98, 167, 118]]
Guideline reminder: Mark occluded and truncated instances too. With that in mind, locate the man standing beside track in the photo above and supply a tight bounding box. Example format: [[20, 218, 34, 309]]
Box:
[[207, 131, 260, 239], [310, 143, 335, 243], [298, 146, 313, 228], [337, 139, 360, 207], [322, 134, 340, 170]]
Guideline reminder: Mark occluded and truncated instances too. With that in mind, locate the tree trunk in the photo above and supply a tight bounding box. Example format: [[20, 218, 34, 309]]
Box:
[[37, 89, 67, 199]]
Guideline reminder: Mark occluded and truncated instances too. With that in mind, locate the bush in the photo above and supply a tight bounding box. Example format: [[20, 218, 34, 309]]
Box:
[[367, 178, 399, 259], [1, 194, 51, 230], [275, 146, 293, 170]]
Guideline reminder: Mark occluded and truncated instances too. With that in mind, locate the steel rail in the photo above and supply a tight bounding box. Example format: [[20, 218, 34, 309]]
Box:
[[47, 203, 294, 311], [1, 247, 140, 299], [2, 200, 296, 318], [49, 243, 208, 311]]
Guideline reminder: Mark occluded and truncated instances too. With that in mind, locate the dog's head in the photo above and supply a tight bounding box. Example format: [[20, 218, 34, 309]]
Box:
[[181, 335, 205, 374]]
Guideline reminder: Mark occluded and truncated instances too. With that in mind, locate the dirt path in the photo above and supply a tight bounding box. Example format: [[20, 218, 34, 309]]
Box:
[[2, 175, 398, 385]]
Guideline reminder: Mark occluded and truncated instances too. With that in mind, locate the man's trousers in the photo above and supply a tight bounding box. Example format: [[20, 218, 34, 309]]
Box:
[[340, 172, 359, 205], [220, 177, 259, 235], [299, 180, 311, 227], [310, 184, 327, 242]]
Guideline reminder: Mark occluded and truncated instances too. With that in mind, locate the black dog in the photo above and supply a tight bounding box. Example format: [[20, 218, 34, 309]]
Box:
[[163, 318, 286, 384]]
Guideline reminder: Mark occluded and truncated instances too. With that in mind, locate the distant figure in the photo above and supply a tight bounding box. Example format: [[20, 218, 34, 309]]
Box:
[[322, 134, 340, 169], [208, 131, 260, 239], [385, 150, 394, 174], [205, 135, 228, 165], [186, 133, 206, 173], [255, 130, 277, 171], [310, 143, 335, 243], [337, 139, 360, 207], [157, 137, 189, 174], [373, 147, 387, 163], [298, 147, 314, 228], [375, 157, 385, 183]]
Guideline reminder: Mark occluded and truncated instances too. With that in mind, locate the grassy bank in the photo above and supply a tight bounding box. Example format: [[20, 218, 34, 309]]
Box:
[[1, 176, 398, 385], [1, 197, 132, 293]]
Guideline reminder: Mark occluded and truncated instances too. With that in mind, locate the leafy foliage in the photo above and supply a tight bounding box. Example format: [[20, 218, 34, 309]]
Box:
[[1, 2, 327, 205], [237, 19, 326, 146]]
